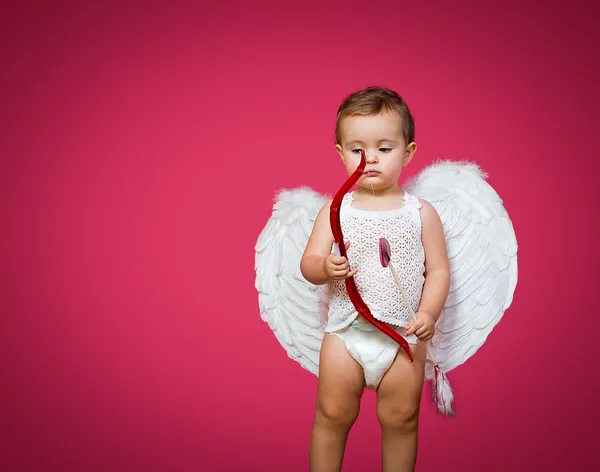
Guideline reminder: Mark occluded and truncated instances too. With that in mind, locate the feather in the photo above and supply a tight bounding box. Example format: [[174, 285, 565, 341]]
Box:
[[255, 187, 331, 377], [433, 364, 455, 416], [405, 160, 518, 378]]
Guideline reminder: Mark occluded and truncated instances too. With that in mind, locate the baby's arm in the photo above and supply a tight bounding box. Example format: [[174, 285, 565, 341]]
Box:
[[405, 199, 450, 339], [417, 199, 450, 320], [300, 200, 357, 285]]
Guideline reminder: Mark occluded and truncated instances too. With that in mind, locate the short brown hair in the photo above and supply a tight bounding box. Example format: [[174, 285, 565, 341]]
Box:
[[335, 86, 415, 145]]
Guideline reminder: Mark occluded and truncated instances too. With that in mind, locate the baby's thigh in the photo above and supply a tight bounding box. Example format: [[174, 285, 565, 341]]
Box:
[[376, 341, 427, 421], [315, 333, 365, 423]]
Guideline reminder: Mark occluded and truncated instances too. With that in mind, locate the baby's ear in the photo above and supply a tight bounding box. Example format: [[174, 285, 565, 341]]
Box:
[[335, 144, 344, 160], [403, 142, 417, 166]]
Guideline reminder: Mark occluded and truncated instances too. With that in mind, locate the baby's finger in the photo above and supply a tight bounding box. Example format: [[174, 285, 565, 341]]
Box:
[[333, 267, 349, 276], [333, 261, 349, 271], [411, 322, 424, 335], [415, 326, 428, 337], [333, 256, 347, 265], [334, 273, 352, 281], [344, 240, 351, 251], [345, 268, 358, 278]]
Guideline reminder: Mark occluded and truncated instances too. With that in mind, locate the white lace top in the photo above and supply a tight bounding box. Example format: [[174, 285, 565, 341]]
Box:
[[324, 190, 425, 333]]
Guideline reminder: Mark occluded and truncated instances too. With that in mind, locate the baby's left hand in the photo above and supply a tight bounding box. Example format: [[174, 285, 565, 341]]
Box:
[[404, 312, 436, 341]]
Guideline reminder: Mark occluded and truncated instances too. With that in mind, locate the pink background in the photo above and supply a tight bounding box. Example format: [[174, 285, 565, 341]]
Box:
[[2, 1, 599, 470]]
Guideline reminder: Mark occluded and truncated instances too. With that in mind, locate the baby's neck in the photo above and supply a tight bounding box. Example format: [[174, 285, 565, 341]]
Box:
[[352, 185, 406, 211], [353, 184, 404, 199]]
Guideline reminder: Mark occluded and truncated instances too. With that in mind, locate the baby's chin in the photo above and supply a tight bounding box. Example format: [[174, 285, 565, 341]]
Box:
[[356, 178, 398, 191]]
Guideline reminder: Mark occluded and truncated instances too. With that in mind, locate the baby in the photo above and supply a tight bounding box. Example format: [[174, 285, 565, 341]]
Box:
[[300, 86, 450, 472]]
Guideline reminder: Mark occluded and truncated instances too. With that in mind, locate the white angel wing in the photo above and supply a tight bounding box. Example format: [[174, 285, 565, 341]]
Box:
[[404, 161, 518, 380], [255, 186, 331, 376]]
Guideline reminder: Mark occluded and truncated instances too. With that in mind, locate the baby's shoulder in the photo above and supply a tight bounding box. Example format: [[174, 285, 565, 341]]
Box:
[[316, 197, 333, 214], [413, 197, 444, 231], [415, 197, 431, 211], [403, 191, 428, 211]]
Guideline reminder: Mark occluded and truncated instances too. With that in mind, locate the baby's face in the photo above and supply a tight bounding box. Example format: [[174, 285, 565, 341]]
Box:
[[336, 111, 414, 191]]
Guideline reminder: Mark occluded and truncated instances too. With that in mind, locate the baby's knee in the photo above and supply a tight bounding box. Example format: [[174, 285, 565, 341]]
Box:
[[377, 400, 420, 432], [315, 397, 360, 430]]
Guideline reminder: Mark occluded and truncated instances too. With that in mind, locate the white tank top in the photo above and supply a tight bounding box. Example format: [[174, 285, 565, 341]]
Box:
[[325, 190, 425, 333]]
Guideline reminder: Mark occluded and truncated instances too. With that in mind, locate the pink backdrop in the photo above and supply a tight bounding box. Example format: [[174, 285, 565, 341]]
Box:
[[2, 1, 599, 470]]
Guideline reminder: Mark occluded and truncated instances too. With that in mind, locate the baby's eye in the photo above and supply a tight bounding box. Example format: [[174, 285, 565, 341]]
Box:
[[352, 149, 363, 154], [379, 148, 392, 153]]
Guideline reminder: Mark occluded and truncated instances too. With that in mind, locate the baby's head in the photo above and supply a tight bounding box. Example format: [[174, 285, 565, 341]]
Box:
[[335, 86, 415, 146], [335, 86, 417, 188]]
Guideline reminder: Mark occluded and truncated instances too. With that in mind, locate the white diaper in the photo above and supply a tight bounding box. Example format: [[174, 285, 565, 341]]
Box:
[[330, 320, 417, 390]]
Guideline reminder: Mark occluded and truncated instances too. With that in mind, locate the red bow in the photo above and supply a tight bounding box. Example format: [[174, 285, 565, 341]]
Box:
[[329, 150, 414, 363]]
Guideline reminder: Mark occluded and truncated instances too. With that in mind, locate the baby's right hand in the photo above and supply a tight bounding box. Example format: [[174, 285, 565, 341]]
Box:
[[323, 240, 358, 280]]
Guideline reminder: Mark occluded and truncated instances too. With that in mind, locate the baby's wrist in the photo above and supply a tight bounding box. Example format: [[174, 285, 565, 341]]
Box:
[[419, 310, 438, 323], [321, 255, 334, 280]]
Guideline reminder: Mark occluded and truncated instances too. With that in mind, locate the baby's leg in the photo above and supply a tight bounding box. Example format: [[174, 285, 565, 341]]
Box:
[[376, 341, 427, 472], [310, 332, 365, 472]]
